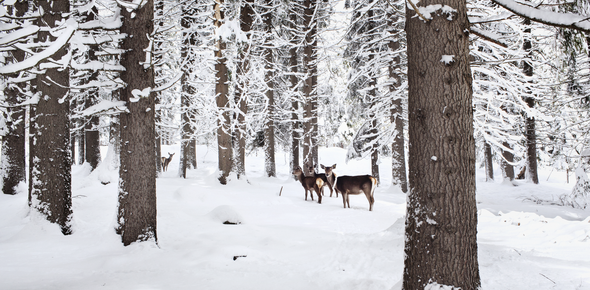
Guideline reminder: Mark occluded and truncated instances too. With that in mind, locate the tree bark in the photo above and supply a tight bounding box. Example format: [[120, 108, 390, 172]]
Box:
[[30, 0, 73, 235], [522, 21, 539, 184], [403, 0, 480, 288], [116, 0, 157, 246], [501, 141, 515, 181], [1, 0, 28, 195], [264, 3, 276, 178], [215, 0, 232, 184], [388, 11, 407, 193], [484, 141, 494, 181], [302, 0, 318, 176], [180, 1, 198, 178], [289, 11, 300, 179]]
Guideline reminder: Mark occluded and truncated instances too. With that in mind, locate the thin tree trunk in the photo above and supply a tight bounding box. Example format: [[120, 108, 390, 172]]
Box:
[[215, 0, 232, 184], [30, 0, 72, 235], [404, 0, 480, 288], [180, 1, 198, 178], [116, 0, 157, 246], [264, 2, 276, 178], [523, 20, 539, 184], [78, 127, 85, 165], [484, 141, 494, 181], [388, 11, 407, 193], [302, 0, 318, 176], [289, 11, 300, 179]]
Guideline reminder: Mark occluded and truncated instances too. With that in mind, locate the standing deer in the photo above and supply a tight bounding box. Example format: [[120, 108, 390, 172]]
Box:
[[313, 164, 337, 197], [162, 152, 174, 172], [330, 170, 377, 211], [292, 166, 324, 204]]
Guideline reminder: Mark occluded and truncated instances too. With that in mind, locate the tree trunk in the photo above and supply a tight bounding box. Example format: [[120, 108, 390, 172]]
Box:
[[85, 115, 101, 170], [77, 126, 85, 165], [83, 7, 101, 171], [523, 21, 539, 184], [501, 141, 515, 181], [233, 0, 253, 180], [289, 11, 300, 179], [180, 1, 198, 178], [264, 3, 276, 178], [403, 0, 480, 288], [116, 0, 157, 246], [484, 141, 494, 181], [30, 0, 72, 235], [215, 0, 232, 184], [388, 12, 407, 193], [1, 1, 28, 195], [302, 0, 318, 176]]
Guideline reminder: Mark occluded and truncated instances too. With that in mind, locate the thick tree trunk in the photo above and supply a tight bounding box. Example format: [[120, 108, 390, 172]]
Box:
[[1, 1, 28, 195], [484, 141, 494, 181], [30, 0, 72, 235], [403, 0, 480, 288], [116, 0, 157, 246], [215, 0, 232, 184]]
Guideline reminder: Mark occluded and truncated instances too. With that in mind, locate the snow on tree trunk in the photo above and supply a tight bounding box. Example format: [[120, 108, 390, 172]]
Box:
[[264, 2, 276, 178], [29, 0, 73, 235], [215, 0, 232, 185], [302, 0, 318, 176], [501, 141, 515, 181], [289, 10, 301, 180], [116, 0, 158, 246], [403, 0, 480, 288], [1, 0, 27, 195], [522, 20, 539, 184]]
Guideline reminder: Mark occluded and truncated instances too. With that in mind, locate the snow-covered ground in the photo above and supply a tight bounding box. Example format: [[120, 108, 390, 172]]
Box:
[[1, 144, 589, 290]]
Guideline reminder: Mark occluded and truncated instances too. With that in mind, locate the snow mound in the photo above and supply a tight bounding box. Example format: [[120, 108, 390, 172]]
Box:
[[207, 205, 244, 225]]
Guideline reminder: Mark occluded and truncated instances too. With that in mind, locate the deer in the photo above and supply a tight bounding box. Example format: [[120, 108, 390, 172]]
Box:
[[162, 152, 174, 172], [292, 166, 324, 204], [311, 164, 337, 197], [326, 166, 377, 211]]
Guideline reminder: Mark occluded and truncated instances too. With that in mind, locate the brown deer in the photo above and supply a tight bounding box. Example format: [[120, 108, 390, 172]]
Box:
[[314, 164, 337, 197], [162, 152, 174, 172], [292, 166, 324, 204], [332, 173, 378, 211]]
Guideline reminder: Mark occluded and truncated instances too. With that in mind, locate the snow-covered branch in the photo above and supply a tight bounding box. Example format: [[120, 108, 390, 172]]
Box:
[[493, 0, 590, 32]]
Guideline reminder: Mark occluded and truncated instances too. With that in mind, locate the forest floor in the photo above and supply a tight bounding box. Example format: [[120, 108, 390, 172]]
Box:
[[0, 144, 589, 290]]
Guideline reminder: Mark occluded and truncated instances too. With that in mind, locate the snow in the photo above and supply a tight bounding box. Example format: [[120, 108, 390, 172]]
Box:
[[440, 55, 454, 65], [493, 0, 590, 31], [1, 145, 589, 290]]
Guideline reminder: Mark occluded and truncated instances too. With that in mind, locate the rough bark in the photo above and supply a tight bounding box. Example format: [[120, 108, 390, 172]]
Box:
[[403, 0, 480, 288], [83, 7, 101, 171], [215, 0, 232, 184], [116, 0, 157, 246], [30, 0, 73, 235], [1, 0, 28, 195]]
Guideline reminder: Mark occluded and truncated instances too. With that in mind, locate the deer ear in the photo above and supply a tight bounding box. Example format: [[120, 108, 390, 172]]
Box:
[[332, 164, 337, 169], [321, 164, 325, 169]]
